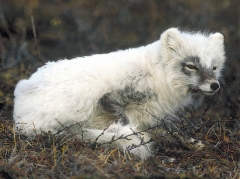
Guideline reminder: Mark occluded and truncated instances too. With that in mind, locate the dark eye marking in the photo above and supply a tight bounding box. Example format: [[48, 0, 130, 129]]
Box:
[[213, 66, 217, 70], [186, 64, 198, 70]]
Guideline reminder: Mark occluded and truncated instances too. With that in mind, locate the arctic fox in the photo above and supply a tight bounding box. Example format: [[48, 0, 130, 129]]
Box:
[[13, 28, 225, 159]]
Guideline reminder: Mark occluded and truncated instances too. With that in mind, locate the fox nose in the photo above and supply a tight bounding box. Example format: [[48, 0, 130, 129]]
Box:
[[210, 83, 219, 91]]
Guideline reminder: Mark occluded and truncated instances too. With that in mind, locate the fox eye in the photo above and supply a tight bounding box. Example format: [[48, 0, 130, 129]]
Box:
[[186, 64, 198, 70], [213, 66, 217, 70]]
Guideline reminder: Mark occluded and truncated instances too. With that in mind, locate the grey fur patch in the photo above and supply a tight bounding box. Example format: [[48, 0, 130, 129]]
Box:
[[197, 68, 215, 83], [191, 94, 204, 109], [181, 56, 200, 76], [181, 64, 191, 76], [100, 92, 129, 125], [99, 85, 158, 125], [181, 56, 216, 82]]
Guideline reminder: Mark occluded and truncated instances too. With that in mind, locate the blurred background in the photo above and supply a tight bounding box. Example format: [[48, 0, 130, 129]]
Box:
[[0, 0, 239, 122]]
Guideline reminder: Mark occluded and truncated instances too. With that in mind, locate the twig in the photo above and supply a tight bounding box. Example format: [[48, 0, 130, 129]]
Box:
[[53, 120, 83, 136], [126, 138, 153, 151], [94, 120, 114, 143], [0, 123, 13, 141], [31, 16, 37, 43], [0, 35, 6, 67], [0, 1, 15, 44], [96, 119, 165, 147], [31, 15, 43, 61]]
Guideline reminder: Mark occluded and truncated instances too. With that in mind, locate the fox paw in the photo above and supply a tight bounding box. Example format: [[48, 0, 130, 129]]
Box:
[[182, 137, 205, 150], [173, 132, 205, 150]]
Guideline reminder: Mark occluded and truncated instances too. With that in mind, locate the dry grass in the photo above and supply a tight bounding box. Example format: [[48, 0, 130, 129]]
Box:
[[0, 113, 239, 179]]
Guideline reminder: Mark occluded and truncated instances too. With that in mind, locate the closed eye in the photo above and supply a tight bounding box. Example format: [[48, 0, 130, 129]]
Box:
[[186, 64, 198, 70]]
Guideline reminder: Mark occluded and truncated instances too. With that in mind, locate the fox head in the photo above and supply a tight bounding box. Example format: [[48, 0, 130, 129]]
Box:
[[159, 28, 225, 96]]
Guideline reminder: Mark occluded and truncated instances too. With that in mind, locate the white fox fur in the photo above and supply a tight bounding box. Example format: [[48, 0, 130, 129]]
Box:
[[13, 28, 225, 159]]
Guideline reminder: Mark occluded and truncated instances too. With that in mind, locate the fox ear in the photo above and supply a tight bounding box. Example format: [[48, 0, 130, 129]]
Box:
[[210, 33, 224, 44], [161, 28, 183, 51]]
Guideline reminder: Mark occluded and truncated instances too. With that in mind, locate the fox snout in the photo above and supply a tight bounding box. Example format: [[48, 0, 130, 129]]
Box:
[[192, 80, 220, 96], [202, 80, 220, 95]]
